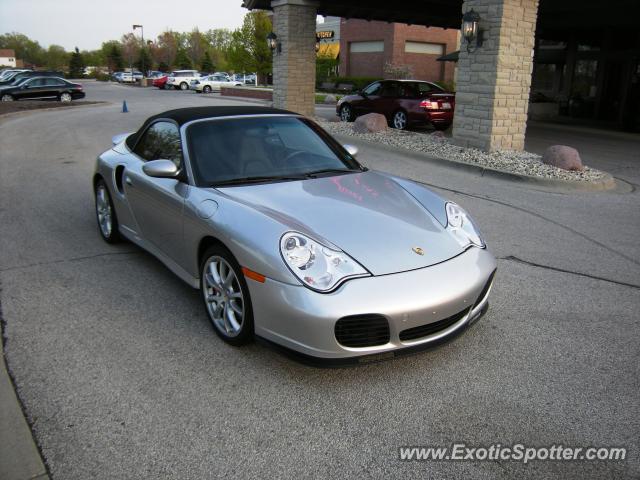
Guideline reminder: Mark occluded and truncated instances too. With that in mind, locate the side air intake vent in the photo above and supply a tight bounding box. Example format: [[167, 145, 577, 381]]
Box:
[[335, 315, 390, 348]]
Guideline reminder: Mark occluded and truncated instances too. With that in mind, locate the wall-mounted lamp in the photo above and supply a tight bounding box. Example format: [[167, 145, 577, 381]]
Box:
[[315, 41, 320, 53], [461, 9, 483, 52], [267, 32, 280, 54]]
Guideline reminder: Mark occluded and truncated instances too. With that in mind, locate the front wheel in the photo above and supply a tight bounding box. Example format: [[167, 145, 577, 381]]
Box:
[[180, 82, 188, 90], [392, 110, 408, 130], [200, 246, 254, 346], [1, 94, 14, 102], [339, 104, 354, 122], [203, 85, 212, 94], [60, 92, 72, 102], [95, 180, 120, 243]]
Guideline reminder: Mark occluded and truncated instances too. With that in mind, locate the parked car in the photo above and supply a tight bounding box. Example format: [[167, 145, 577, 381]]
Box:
[[191, 74, 243, 93], [152, 75, 169, 89], [93, 106, 495, 362], [0, 70, 65, 87], [166, 70, 201, 90], [336, 79, 455, 130], [0, 76, 85, 102], [214, 71, 231, 81], [147, 71, 164, 79], [0, 69, 30, 81]]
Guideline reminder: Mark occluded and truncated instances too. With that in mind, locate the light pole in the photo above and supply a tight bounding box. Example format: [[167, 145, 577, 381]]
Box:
[[133, 24, 144, 76]]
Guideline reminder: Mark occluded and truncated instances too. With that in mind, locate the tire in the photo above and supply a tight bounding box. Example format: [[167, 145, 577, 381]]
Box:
[[180, 82, 188, 90], [1, 94, 14, 102], [95, 179, 121, 243], [433, 123, 451, 131], [203, 85, 212, 94], [200, 245, 254, 346], [60, 92, 72, 102], [392, 110, 408, 130], [339, 104, 354, 122]]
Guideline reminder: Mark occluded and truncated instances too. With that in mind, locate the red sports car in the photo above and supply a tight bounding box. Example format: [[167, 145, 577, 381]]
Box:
[[152, 75, 169, 89], [336, 79, 455, 130]]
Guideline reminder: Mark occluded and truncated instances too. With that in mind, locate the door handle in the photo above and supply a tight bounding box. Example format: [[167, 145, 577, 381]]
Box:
[[125, 176, 133, 186]]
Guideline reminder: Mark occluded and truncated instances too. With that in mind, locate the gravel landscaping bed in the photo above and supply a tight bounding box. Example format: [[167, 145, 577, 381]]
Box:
[[319, 120, 609, 182], [0, 100, 103, 116]]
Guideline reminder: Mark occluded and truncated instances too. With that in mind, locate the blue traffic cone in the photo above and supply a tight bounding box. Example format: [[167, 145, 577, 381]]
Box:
[[122, 100, 128, 113]]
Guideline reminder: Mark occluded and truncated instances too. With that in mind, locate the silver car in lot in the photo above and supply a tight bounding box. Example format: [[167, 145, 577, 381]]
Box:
[[93, 106, 496, 363]]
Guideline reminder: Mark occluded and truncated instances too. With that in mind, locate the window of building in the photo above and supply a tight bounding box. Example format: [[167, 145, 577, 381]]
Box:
[[349, 41, 384, 53], [404, 41, 444, 55]]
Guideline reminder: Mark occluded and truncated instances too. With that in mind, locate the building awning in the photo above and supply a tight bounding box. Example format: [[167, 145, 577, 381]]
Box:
[[317, 42, 340, 59], [437, 50, 459, 62]]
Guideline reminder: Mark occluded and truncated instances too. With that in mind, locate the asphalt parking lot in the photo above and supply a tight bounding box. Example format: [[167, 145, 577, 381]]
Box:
[[0, 81, 639, 479]]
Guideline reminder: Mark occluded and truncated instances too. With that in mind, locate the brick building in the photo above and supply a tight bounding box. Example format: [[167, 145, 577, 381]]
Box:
[[339, 19, 459, 84]]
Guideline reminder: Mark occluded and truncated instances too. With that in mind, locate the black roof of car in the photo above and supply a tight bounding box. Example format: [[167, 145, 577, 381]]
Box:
[[126, 106, 296, 149]]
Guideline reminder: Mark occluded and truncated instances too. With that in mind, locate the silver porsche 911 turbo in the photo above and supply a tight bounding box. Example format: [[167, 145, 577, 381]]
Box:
[[93, 106, 496, 363]]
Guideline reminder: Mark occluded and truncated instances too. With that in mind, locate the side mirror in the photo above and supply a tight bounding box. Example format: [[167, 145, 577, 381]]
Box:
[[142, 159, 179, 178], [343, 144, 358, 158]]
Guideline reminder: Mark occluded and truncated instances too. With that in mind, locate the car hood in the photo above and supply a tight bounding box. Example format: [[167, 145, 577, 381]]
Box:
[[218, 170, 463, 276]]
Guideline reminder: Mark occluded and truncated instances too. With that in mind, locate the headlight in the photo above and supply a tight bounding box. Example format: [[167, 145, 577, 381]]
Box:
[[280, 232, 369, 292], [445, 202, 485, 248]]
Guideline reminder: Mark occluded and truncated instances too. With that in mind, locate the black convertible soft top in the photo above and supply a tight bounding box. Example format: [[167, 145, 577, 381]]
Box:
[[125, 106, 295, 149]]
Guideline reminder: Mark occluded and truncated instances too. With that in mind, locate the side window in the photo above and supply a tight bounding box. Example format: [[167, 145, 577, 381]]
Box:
[[26, 78, 44, 87], [44, 78, 64, 87], [363, 82, 381, 96], [133, 121, 183, 168], [380, 82, 400, 97]]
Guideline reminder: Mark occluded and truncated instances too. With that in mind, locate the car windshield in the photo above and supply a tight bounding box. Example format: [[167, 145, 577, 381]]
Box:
[[187, 116, 362, 187]]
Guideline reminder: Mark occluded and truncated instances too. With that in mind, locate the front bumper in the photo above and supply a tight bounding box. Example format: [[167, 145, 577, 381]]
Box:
[[248, 247, 496, 360]]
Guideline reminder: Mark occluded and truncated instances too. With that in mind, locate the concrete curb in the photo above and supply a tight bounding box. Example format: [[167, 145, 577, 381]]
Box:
[[0, 101, 110, 122], [330, 132, 617, 192], [0, 303, 50, 480]]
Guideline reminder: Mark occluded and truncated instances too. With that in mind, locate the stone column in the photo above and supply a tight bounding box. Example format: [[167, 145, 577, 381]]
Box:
[[452, 0, 539, 151], [271, 0, 318, 117]]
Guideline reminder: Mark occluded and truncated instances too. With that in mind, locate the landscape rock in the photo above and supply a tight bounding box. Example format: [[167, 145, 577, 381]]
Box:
[[323, 94, 336, 104], [353, 113, 388, 133], [542, 145, 584, 171]]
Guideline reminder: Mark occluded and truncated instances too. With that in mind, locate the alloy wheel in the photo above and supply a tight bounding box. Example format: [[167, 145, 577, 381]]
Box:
[[203, 86, 211, 93], [340, 105, 351, 122], [1, 94, 13, 102], [202, 256, 245, 337], [95, 184, 112, 238], [180, 82, 188, 90], [393, 111, 407, 129], [60, 93, 72, 102]]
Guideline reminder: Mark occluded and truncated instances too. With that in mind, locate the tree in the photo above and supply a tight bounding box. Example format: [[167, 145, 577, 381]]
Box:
[[174, 49, 192, 69], [155, 31, 179, 69], [136, 47, 152, 74], [201, 51, 214, 73], [157, 61, 169, 73], [187, 28, 207, 67], [121, 32, 140, 70], [45, 45, 68, 71], [102, 41, 124, 73], [227, 11, 272, 81], [0, 32, 45, 66], [68, 47, 85, 78]]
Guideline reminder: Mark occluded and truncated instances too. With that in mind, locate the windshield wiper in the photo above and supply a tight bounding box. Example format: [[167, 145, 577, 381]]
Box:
[[304, 168, 356, 178], [212, 174, 308, 187]]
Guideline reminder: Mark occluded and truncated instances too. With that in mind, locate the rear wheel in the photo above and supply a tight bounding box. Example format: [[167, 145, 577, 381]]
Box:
[[1, 94, 14, 102], [180, 82, 188, 90], [203, 85, 212, 94], [60, 92, 72, 102], [200, 245, 254, 346], [392, 110, 408, 130], [339, 104, 354, 122], [95, 179, 120, 243]]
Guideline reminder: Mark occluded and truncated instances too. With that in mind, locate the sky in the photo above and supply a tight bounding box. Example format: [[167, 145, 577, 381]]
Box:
[[0, 0, 250, 50]]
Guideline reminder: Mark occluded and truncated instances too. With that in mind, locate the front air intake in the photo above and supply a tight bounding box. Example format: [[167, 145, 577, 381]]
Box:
[[399, 309, 469, 342], [335, 315, 390, 348]]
